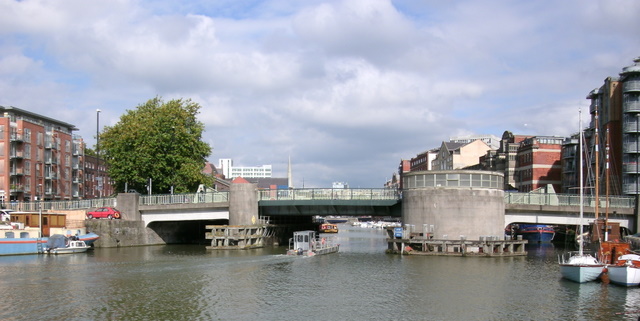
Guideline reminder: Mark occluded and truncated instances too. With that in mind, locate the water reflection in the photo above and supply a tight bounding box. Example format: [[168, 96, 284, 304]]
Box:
[[0, 226, 639, 320]]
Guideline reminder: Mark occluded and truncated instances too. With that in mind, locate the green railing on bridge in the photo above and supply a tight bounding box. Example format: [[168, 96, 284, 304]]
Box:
[[258, 188, 399, 201], [7, 189, 635, 212], [140, 192, 229, 205], [504, 191, 636, 209]]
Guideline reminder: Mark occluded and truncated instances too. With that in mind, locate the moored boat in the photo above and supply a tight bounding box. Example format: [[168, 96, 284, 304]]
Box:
[[0, 211, 99, 256], [514, 224, 555, 243], [607, 254, 640, 287], [558, 109, 605, 283], [559, 251, 605, 283], [46, 235, 91, 254], [286, 230, 339, 257], [319, 223, 338, 233]]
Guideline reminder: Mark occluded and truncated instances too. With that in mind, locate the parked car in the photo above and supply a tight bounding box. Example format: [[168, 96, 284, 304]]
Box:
[[86, 207, 121, 219]]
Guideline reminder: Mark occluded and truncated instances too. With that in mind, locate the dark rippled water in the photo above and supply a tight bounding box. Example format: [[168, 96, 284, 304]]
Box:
[[0, 225, 638, 320]]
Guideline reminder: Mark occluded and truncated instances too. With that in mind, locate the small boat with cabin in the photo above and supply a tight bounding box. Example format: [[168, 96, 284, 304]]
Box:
[[287, 230, 339, 257], [46, 234, 92, 254]]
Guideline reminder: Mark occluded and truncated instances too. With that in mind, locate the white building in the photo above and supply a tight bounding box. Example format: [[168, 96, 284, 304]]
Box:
[[218, 159, 272, 179], [449, 134, 501, 150]]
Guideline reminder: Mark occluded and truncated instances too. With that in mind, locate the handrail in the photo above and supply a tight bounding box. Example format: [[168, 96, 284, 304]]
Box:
[[4, 189, 634, 211], [504, 191, 635, 208], [258, 188, 399, 201]]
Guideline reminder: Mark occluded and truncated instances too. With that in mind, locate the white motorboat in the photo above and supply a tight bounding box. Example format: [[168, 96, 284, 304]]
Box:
[[607, 254, 640, 287], [49, 240, 91, 254], [286, 230, 339, 257]]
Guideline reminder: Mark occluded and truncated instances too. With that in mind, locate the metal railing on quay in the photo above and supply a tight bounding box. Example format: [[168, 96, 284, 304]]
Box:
[[258, 188, 399, 201], [504, 191, 636, 209], [139, 191, 229, 206], [9, 197, 117, 212]]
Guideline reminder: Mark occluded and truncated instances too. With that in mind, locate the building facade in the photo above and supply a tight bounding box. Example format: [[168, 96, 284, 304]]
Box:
[[582, 56, 640, 196], [514, 136, 564, 193], [0, 106, 112, 204], [218, 158, 272, 179], [432, 140, 491, 171]]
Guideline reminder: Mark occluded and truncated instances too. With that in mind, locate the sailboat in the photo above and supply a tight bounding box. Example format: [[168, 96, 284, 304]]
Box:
[[559, 109, 605, 283]]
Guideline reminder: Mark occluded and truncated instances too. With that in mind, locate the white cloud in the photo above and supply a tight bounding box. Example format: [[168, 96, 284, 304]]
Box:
[[0, 0, 639, 187]]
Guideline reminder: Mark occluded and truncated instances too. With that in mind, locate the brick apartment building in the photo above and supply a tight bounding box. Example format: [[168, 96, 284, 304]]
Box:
[[0, 106, 111, 205], [514, 136, 564, 192]]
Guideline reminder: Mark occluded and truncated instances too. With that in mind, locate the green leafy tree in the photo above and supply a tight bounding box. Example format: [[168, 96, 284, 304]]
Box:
[[99, 97, 213, 194]]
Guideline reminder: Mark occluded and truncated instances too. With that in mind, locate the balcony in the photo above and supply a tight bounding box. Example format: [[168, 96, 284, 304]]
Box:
[[9, 168, 24, 176], [623, 117, 640, 133], [624, 163, 640, 173], [624, 144, 640, 154], [44, 172, 57, 180], [10, 185, 24, 194], [9, 151, 24, 159], [10, 133, 23, 143], [624, 99, 640, 112], [623, 79, 640, 93]]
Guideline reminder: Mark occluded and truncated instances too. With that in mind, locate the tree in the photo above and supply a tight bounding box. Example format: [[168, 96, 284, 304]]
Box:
[[99, 97, 213, 194]]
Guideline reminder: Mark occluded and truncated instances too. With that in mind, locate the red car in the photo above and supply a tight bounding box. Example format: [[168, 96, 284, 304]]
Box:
[[86, 207, 121, 219]]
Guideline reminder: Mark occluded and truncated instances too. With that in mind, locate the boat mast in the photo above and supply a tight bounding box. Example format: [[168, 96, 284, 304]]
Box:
[[579, 109, 584, 255], [605, 128, 610, 242], [594, 109, 599, 221]]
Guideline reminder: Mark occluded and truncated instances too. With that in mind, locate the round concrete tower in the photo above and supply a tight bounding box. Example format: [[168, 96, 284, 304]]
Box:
[[401, 170, 505, 240]]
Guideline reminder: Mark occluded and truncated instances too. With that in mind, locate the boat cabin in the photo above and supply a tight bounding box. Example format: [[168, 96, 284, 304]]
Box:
[[9, 212, 66, 237], [292, 231, 317, 251]]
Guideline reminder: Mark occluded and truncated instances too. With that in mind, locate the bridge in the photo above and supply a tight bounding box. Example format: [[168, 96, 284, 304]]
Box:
[[11, 188, 637, 230]]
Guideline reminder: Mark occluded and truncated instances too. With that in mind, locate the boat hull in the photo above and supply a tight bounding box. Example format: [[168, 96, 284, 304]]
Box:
[[560, 264, 604, 283], [516, 224, 555, 243], [0, 233, 98, 256], [0, 238, 46, 256], [608, 266, 640, 286]]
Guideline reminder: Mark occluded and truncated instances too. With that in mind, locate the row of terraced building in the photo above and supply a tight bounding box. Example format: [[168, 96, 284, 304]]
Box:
[[389, 56, 640, 198]]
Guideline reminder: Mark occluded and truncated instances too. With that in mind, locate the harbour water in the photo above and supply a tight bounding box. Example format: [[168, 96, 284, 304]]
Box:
[[1, 225, 639, 320]]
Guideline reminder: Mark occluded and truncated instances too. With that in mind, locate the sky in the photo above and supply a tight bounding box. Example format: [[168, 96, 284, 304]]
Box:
[[1, 0, 640, 188]]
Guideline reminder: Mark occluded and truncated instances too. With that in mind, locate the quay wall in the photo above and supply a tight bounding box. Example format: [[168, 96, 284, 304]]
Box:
[[85, 220, 164, 248]]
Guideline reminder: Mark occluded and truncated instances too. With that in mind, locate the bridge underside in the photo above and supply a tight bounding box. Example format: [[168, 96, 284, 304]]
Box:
[[258, 200, 401, 217]]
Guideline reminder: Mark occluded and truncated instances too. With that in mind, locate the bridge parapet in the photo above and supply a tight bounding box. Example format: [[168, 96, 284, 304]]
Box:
[[504, 192, 635, 209], [140, 191, 229, 206], [258, 188, 399, 201]]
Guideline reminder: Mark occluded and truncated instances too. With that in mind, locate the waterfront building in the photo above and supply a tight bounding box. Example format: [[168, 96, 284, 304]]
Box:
[[584, 56, 640, 196], [410, 148, 438, 172], [84, 154, 114, 198], [449, 134, 501, 150], [561, 134, 580, 194], [332, 182, 348, 189], [0, 106, 113, 203], [217, 158, 272, 179], [431, 139, 491, 170], [514, 136, 564, 193], [481, 131, 533, 190]]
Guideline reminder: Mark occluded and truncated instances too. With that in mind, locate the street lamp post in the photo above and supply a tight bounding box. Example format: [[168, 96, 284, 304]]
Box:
[[96, 109, 101, 198]]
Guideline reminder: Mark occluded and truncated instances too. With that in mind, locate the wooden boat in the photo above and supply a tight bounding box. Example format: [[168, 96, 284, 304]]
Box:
[[319, 223, 338, 233], [559, 109, 605, 282], [286, 230, 339, 257]]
